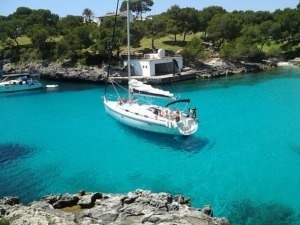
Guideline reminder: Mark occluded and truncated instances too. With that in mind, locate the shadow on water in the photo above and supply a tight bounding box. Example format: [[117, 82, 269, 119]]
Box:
[[171, 67, 300, 93], [0, 79, 102, 98], [0, 143, 64, 203], [290, 145, 300, 155], [226, 198, 300, 225], [122, 125, 213, 154], [0, 142, 36, 166]]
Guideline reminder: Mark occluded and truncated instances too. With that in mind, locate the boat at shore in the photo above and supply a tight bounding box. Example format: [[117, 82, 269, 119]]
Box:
[[102, 0, 198, 136], [0, 73, 43, 93]]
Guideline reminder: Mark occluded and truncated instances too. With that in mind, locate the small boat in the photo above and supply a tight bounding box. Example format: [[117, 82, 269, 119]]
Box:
[[45, 84, 59, 89], [0, 73, 43, 93], [102, 0, 198, 136]]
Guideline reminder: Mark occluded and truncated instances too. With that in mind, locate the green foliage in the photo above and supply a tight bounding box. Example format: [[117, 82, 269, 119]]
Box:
[[182, 37, 206, 62], [98, 17, 126, 56], [0, 218, 10, 225], [1, 5, 299, 64], [220, 37, 264, 62], [144, 15, 167, 49], [27, 24, 50, 49], [57, 15, 83, 35], [19, 47, 39, 62], [207, 13, 242, 49], [82, 8, 94, 23], [120, 0, 154, 18], [198, 6, 227, 37], [227, 199, 299, 225]]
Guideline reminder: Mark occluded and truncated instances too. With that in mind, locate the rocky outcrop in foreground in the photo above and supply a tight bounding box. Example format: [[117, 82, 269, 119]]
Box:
[[0, 190, 228, 225]]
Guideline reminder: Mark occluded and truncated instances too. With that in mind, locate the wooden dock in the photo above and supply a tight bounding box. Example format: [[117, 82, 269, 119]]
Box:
[[111, 71, 197, 84]]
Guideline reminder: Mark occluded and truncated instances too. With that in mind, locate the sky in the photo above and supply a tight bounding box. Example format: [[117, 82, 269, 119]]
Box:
[[0, 0, 299, 18]]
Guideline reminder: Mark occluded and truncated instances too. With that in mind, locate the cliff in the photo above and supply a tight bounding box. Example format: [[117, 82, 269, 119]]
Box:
[[1, 58, 278, 83]]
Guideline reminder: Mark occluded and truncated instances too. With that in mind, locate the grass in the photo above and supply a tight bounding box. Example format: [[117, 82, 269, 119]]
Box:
[[131, 33, 199, 52], [0, 219, 10, 225], [17, 36, 31, 45], [9, 34, 192, 54], [261, 41, 284, 53]]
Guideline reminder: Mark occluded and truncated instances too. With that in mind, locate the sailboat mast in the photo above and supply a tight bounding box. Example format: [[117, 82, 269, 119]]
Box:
[[127, 0, 132, 100]]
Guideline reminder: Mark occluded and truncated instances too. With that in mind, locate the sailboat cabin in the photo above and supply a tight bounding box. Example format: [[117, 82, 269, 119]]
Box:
[[124, 49, 183, 77]]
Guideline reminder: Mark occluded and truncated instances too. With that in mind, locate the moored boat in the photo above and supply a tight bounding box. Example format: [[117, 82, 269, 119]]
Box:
[[0, 73, 43, 93]]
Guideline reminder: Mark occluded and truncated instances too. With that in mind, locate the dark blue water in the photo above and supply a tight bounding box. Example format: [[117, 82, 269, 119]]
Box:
[[1, 67, 299, 224]]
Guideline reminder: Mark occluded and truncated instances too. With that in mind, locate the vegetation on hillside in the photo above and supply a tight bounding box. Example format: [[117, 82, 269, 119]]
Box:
[[0, 1, 299, 66]]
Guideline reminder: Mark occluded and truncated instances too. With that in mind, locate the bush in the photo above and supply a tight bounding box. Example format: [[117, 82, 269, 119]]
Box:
[[0, 219, 10, 225], [182, 37, 206, 62], [220, 38, 265, 62]]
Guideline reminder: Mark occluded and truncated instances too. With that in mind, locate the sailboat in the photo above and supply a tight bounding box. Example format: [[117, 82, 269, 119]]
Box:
[[103, 0, 198, 135]]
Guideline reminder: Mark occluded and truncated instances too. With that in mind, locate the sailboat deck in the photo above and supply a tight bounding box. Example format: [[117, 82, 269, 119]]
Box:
[[110, 71, 197, 84]]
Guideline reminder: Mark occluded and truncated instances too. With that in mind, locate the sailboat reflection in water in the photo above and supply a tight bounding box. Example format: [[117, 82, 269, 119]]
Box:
[[102, 0, 198, 136]]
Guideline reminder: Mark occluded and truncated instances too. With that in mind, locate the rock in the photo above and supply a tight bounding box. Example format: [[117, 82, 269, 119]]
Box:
[[167, 202, 179, 211], [0, 207, 6, 215], [122, 192, 139, 204], [41, 194, 62, 204], [52, 194, 79, 209], [202, 205, 214, 217], [3, 196, 20, 206], [173, 194, 190, 206], [28, 201, 54, 210], [3, 63, 14, 73], [77, 192, 102, 208], [78, 190, 86, 196]]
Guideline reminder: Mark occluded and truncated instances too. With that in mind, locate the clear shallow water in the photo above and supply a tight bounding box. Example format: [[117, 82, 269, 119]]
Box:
[[1, 67, 300, 223]]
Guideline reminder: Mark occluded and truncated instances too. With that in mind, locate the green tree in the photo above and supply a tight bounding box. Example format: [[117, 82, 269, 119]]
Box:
[[182, 37, 205, 62], [27, 24, 49, 50], [198, 6, 227, 38], [10, 7, 32, 21], [0, 19, 24, 47], [164, 5, 181, 42], [144, 15, 166, 51], [273, 8, 300, 43], [207, 13, 242, 50], [120, 0, 154, 19], [98, 17, 127, 57], [82, 8, 94, 23], [220, 37, 263, 61], [57, 15, 84, 35], [258, 20, 281, 49], [27, 24, 54, 59], [178, 7, 200, 42]]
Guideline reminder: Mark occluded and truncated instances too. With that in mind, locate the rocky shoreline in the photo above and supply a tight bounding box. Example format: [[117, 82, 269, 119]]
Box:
[[3, 57, 298, 83], [0, 189, 228, 225]]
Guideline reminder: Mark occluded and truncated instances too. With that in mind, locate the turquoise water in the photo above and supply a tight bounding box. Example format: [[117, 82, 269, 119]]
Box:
[[1, 67, 300, 223]]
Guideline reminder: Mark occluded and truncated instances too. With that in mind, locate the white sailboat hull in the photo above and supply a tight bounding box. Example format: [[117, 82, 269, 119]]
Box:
[[0, 82, 43, 93], [104, 99, 198, 135]]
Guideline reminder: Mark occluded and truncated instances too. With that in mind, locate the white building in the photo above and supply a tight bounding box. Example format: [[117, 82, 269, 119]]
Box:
[[97, 11, 133, 26], [125, 49, 183, 77]]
